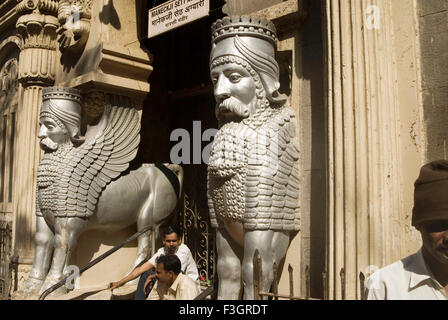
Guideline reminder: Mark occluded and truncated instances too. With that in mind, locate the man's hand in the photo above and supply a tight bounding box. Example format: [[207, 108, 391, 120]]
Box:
[[143, 274, 157, 294], [108, 281, 121, 291]]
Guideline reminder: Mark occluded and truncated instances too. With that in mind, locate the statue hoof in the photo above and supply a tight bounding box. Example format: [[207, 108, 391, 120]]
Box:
[[21, 276, 44, 294], [39, 277, 68, 297], [11, 277, 44, 299]]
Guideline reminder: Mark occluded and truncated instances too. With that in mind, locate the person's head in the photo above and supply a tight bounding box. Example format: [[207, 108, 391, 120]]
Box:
[[209, 16, 286, 124], [420, 220, 448, 265], [162, 226, 182, 254], [412, 160, 448, 265], [155, 254, 181, 286], [38, 87, 84, 152]]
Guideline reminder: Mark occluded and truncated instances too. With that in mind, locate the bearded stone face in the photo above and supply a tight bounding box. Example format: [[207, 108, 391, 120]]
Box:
[[38, 116, 70, 152], [210, 62, 258, 124]]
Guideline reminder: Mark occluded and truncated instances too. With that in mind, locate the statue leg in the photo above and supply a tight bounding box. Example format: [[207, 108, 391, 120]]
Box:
[[40, 217, 88, 295], [241, 230, 290, 300], [123, 192, 157, 286], [20, 216, 55, 295], [123, 222, 153, 285], [131, 196, 155, 272], [216, 227, 243, 299]]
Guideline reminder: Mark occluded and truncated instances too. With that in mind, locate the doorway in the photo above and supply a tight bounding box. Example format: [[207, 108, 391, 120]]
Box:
[[138, 0, 225, 286]]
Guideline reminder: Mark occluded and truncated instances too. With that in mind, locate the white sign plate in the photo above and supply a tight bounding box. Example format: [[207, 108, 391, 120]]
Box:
[[148, 0, 209, 38]]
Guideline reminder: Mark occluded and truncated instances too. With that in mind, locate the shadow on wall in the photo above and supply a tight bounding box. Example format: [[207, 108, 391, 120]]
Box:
[[99, 0, 121, 30], [297, 0, 326, 299], [417, 0, 448, 160]]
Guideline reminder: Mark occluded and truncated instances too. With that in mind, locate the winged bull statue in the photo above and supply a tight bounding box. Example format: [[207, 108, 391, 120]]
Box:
[[18, 87, 183, 296]]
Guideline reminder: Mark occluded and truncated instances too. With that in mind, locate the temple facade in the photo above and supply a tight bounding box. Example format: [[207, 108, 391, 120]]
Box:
[[0, 0, 446, 300]]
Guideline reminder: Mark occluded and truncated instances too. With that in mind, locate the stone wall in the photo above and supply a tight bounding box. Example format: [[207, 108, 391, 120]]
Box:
[[417, 0, 448, 161], [223, 0, 284, 15], [297, 0, 325, 299]]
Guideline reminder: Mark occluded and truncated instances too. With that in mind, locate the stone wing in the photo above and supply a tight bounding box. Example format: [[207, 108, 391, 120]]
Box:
[[245, 108, 300, 231], [60, 105, 140, 217]]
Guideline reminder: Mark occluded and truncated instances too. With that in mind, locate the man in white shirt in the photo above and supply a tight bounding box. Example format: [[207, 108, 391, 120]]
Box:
[[147, 254, 199, 300], [365, 160, 448, 300], [108, 226, 199, 299]]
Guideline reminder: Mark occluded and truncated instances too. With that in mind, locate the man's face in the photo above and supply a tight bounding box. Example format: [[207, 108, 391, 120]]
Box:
[[163, 232, 181, 254], [210, 62, 258, 122], [421, 220, 448, 264], [155, 262, 175, 285], [38, 115, 69, 152]]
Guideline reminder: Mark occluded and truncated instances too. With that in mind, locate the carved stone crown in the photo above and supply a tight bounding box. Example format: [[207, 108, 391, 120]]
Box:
[[211, 15, 278, 46], [42, 87, 82, 103]]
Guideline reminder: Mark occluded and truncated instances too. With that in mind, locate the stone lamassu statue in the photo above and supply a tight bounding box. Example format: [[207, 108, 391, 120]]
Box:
[[207, 16, 300, 299], [19, 87, 183, 296]]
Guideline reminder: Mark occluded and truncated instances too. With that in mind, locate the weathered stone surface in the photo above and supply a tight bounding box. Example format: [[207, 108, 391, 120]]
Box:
[[418, 0, 448, 16], [418, 0, 448, 160], [223, 0, 284, 15], [45, 286, 114, 300]]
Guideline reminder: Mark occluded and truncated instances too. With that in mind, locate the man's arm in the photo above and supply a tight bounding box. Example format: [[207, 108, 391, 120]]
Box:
[[177, 276, 200, 300], [143, 272, 157, 293], [108, 260, 154, 290], [183, 246, 199, 282], [146, 281, 161, 300]]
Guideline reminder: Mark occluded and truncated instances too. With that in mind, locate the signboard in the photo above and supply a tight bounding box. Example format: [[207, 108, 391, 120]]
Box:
[[148, 0, 209, 38]]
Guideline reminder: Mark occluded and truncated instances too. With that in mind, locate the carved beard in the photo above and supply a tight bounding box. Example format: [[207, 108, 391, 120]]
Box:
[[40, 137, 59, 152], [37, 141, 73, 189], [216, 96, 257, 125]]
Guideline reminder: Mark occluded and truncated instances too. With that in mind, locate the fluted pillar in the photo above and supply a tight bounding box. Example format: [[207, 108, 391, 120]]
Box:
[[12, 0, 58, 279], [324, 0, 402, 299]]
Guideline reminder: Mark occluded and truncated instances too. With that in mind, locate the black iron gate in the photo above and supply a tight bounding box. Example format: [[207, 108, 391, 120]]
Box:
[[0, 221, 11, 300], [181, 194, 216, 287]]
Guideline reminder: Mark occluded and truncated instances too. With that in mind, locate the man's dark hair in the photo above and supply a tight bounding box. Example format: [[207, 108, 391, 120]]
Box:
[[163, 225, 182, 238], [156, 254, 181, 275]]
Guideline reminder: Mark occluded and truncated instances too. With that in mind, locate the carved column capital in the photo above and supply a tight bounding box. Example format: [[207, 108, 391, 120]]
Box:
[[16, 0, 59, 16], [16, 14, 58, 50], [15, 0, 59, 87]]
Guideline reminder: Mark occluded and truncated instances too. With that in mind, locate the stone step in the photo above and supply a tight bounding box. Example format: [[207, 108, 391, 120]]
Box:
[[44, 284, 136, 300]]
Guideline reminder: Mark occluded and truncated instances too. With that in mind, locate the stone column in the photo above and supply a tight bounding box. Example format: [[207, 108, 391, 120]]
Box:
[[12, 0, 58, 282], [324, 0, 403, 299]]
